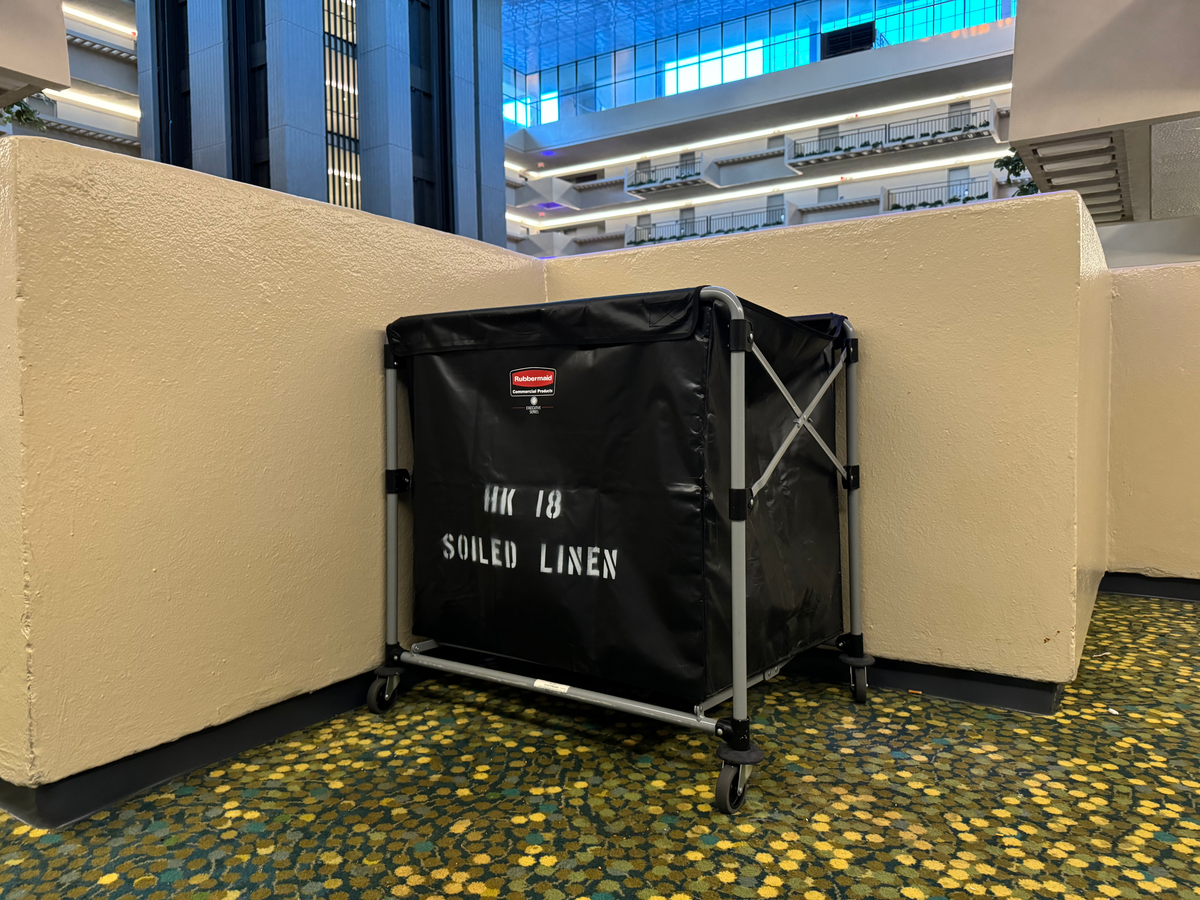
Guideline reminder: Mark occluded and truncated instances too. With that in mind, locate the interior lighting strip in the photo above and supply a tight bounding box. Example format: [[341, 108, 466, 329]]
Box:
[[506, 149, 1007, 231], [508, 82, 1013, 181], [62, 4, 137, 37], [44, 88, 141, 119]]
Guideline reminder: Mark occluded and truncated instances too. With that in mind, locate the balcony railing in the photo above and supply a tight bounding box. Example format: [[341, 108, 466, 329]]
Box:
[[886, 176, 991, 211], [792, 107, 993, 163], [626, 160, 705, 193], [626, 206, 787, 245]]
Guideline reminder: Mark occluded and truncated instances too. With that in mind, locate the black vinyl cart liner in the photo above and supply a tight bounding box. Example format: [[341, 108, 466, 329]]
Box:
[[371, 286, 868, 814]]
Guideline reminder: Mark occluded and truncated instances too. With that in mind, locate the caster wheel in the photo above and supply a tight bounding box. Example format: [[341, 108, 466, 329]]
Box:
[[715, 762, 752, 814], [367, 675, 399, 714], [850, 666, 868, 704]]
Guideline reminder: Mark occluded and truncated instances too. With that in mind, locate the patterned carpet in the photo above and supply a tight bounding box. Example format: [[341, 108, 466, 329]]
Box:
[[2, 594, 1198, 900]]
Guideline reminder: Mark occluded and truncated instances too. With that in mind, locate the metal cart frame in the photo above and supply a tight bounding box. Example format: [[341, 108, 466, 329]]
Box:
[[369, 286, 868, 814]]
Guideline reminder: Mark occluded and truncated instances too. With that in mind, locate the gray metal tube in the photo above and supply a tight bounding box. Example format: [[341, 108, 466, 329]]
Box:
[[401, 651, 719, 734], [697, 668, 772, 716], [385, 364, 399, 646], [844, 321, 863, 638], [700, 286, 748, 722]]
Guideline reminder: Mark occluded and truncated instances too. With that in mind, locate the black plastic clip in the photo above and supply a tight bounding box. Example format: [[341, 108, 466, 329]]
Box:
[[729, 488, 749, 521], [715, 716, 751, 749], [714, 717, 764, 765], [730, 319, 751, 353], [384, 344, 399, 369], [386, 468, 411, 494], [376, 643, 406, 677], [842, 465, 860, 491], [845, 337, 859, 364]]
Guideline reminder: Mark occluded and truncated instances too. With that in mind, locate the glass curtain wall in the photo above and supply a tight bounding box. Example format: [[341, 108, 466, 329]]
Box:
[[503, 0, 1014, 127], [325, 0, 361, 208]]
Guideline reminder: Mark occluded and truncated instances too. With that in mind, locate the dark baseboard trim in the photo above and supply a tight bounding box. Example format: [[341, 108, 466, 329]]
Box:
[[4, 635, 1082, 829], [785, 649, 1064, 715], [0, 671, 384, 830], [1100, 572, 1200, 603]]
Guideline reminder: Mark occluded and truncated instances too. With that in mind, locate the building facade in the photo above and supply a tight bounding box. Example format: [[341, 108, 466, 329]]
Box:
[[2, 1, 140, 157], [502, 0, 1022, 257], [135, 0, 507, 245]]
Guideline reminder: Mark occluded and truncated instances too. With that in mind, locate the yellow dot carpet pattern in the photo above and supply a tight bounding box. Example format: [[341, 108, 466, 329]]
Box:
[[0, 593, 1196, 899]]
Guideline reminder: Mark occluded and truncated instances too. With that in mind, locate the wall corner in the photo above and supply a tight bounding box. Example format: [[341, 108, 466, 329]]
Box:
[[1071, 193, 1113, 671], [0, 139, 38, 787]]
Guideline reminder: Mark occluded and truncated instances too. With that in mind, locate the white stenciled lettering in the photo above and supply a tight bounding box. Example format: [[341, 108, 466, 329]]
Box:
[[535, 489, 544, 517], [484, 484, 517, 516], [603, 548, 618, 579], [537, 544, 620, 580], [444, 534, 517, 568], [545, 490, 562, 519]]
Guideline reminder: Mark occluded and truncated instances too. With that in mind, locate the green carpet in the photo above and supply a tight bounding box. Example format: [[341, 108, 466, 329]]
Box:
[[2, 594, 1197, 900]]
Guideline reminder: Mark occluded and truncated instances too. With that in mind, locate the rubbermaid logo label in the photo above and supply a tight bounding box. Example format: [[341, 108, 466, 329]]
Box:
[[511, 368, 556, 396]]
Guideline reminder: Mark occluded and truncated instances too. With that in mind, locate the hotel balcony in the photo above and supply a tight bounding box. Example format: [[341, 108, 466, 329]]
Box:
[[625, 205, 787, 245], [884, 175, 993, 211], [624, 157, 715, 195], [787, 107, 994, 172]]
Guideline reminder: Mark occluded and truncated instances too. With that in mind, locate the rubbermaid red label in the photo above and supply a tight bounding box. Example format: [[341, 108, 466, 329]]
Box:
[[511, 368, 556, 396]]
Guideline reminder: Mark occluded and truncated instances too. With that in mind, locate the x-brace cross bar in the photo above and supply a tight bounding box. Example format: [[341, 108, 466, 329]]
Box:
[[749, 342, 847, 499]]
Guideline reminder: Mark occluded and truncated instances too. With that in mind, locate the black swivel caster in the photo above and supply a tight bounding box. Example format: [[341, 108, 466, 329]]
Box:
[[715, 762, 752, 814], [850, 665, 868, 704], [367, 674, 401, 714]]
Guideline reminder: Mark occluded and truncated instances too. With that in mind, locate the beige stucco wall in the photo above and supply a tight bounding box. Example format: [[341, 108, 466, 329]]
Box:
[[0, 142, 30, 781], [1073, 211, 1113, 665], [1108, 262, 1200, 578], [0, 138, 544, 786], [546, 191, 1110, 685], [0, 138, 1115, 786]]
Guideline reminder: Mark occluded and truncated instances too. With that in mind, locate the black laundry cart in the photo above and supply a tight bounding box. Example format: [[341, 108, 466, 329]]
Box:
[[370, 285, 869, 813]]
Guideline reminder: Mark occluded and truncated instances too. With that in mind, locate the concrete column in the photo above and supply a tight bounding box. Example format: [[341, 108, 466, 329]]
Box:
[[135, 0, 160, 161], [446, 0, 505, 245], [444, 0, 508, 244], [265, 0, 327, 201], [188, 0, 231, 178], [358, 0, 414, 221], [474, 0, 507, 247], [447, 0, 478, 240]]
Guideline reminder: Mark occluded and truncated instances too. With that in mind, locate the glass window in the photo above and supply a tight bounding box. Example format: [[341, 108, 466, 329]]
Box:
[[821, 0, 847, 32], [577, 57, 595, 90], [615, 47, 634, 83], [636, 42, 656, 76], [848, 0, 875, 25], [596, 52, 614, 86]]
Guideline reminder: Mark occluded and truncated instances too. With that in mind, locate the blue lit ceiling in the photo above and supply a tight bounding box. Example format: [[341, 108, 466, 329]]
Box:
[[503, 0, 789, 73]]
